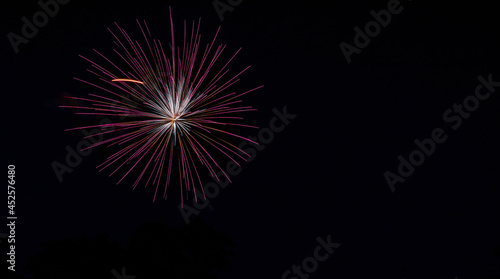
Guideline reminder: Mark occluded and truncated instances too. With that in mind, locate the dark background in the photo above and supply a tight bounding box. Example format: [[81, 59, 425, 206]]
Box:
[[2, 0, 500, 278]]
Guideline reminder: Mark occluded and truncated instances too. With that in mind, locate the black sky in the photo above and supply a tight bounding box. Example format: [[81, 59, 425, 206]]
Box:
[[2, 1, 500, 279]]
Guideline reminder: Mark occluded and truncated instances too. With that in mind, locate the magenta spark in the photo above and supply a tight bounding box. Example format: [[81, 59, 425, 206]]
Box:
[[62, 9, 262, 206]]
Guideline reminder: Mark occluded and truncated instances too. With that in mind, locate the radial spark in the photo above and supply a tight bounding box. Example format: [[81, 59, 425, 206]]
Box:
[[63, 8, 263, 207]]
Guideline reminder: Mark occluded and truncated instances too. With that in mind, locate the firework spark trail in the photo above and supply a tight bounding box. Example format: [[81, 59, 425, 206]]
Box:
[[62, 8, 263, 206]]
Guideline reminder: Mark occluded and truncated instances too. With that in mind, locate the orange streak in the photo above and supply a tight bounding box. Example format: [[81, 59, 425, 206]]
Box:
[[111, 78, 144, 84]]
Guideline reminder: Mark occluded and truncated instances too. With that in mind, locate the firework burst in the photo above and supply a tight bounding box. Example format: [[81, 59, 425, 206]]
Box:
[[62, 9, 263, 206]]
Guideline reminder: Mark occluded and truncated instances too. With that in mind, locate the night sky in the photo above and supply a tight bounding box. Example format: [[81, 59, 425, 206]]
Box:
[[2, 1, 500, 279]]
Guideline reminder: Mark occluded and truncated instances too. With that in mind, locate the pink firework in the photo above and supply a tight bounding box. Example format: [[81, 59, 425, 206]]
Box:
[[62, 9, 262, 206]]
